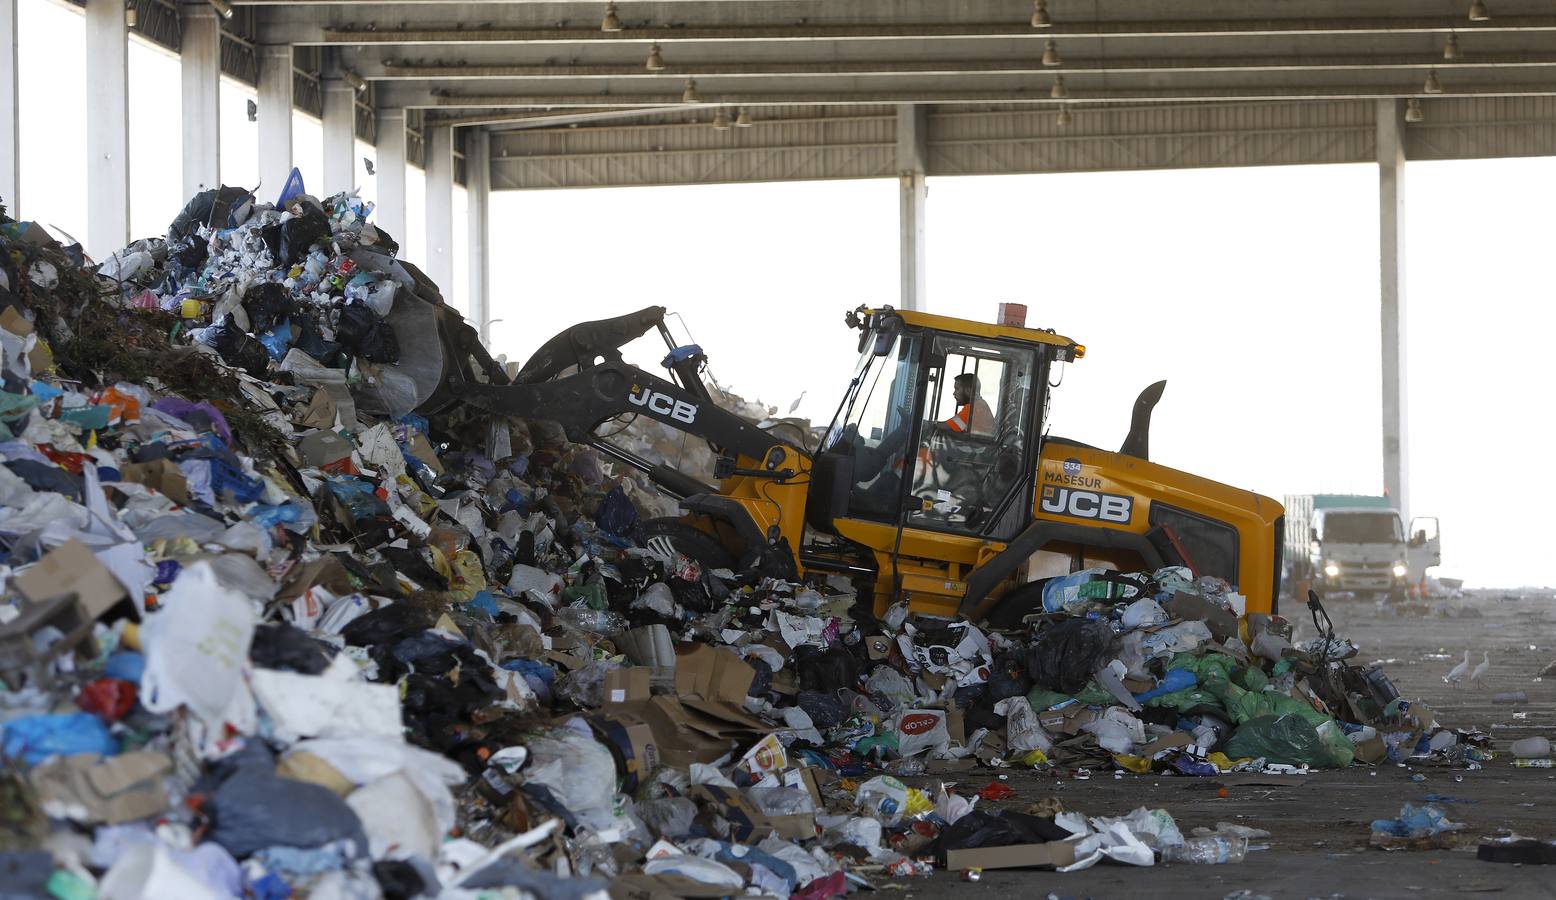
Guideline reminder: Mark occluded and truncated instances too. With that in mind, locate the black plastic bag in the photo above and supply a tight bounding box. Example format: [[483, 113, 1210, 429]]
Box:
[[205, 313, 271, 377], [796, 690, 847, 728], [291, 314, 342, 365], [279, 206, 331, 267], [372, 860, 430, 900], [793, 644, 860, 693], [594, 485, 638, 537], [933, 810, 1070, 864], [243, 282, 294, 334], [168, 185, 252, 242], [336, 304, 400, 364], [986, 651, 1032, 703], [249, 623, 333, 674], [1026, 618, 1115, 695], [208, 771, 366, 858]]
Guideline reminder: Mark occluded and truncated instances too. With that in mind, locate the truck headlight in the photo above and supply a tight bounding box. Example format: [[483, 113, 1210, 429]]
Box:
[[1392, 563, 1408, 578], [1324, 563, 1340, 578]]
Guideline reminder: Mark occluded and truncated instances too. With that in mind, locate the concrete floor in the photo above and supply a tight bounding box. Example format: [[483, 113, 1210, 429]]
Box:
[[900, 590, 1556, 900]]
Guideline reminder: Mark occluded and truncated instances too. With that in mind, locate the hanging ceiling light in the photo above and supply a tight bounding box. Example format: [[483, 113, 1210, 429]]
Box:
[[1050, 76, 1068, 99], [207, 0, 233, 19], [1423, 69, 1443, 93], [343, 70, 368, 92], [1443, 34, 1461, 60], [601, 3, 623, 32], [1056, 106, 1072, 127], [125, 1, 136, 26], [1405, 99, 1424, 123], [1468, 0, 1489, 21], [1031, 0, 1051, 28], [646, 44, 665, 71], [712, 108, 732, 131], [681, 79, 701, 103], [735, 107, 753, 127], [1042, 39, 1062, 67]]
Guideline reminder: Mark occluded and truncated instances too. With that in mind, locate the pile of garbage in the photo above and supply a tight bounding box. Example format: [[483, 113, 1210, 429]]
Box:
[[0, 185, 1488, 898]]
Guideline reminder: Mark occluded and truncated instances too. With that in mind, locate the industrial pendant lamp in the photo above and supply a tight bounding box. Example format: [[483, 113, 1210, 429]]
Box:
[[1443, 34, 1461, 60], [1050, 76, 1068, 99], [1031, 0, 1051, 28], [1405, 99, 1424, 123], [207, 0, 233, 19], [712, 109, 732, 131], [1056, 106, 1072, 127], [601, 3, 623, 32], [646, 44, 665, 71], [1469, 0, 1489, 22], [734, 107, 753, 127], [125, 1, 136, 26], [1042, 39, 1062, 67], [682, 79, 702, 103], [1423, 69, 1443, 94]]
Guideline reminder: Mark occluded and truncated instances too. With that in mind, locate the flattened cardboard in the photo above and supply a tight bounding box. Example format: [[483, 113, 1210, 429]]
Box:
[[32, 751, 173, 824], [689, 784, 816, 842], [1137, 732, 1194, 756], [16, 540, 127, 619], [1038, 704, 1096, 736], [945, 839, 1077, 871], [118, 458, 189, 505], [589, 711, 660, 794], [298, 430, 353, 468], [1171, 591, 1238, 641], [604, 667, 652, 705]]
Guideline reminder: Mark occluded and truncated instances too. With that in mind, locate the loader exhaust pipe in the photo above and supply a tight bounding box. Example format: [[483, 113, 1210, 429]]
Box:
[[1119, 380, 1166, 461]]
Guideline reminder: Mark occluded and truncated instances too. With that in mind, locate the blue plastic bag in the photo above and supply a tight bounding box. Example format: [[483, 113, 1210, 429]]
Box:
[[2, 712, 118, 766]]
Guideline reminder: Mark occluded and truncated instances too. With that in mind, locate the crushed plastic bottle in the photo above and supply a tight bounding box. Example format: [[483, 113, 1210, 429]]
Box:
[[885, 756, 927, 777], [555, 607, 628, 635], [1161, 835, 1248, 865]]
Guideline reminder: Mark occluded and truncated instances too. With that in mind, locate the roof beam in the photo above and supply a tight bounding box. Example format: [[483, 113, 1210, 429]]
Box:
[[359, 52, 1556, 81], [261, 15, 1556, 47], [382, 83, 1556, 110]]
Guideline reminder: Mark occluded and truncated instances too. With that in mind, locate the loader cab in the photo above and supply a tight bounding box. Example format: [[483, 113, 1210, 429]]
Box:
[[809, 307, 1078, 542]]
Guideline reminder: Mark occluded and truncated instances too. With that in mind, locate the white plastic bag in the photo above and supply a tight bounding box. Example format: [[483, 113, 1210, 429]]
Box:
[[139, 563, 256, 740], [994, 696, 1053, 755]]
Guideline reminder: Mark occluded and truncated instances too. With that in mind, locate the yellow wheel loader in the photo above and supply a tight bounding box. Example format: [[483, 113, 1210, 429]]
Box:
[[441, 304, 1285, 623]]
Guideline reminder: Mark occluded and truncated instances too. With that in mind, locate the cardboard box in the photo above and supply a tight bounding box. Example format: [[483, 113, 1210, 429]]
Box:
[[298, 430, 353, 468], [588, 710, 660, 794], [945, 839, 1077, 871], [1038, 704, 1097, 736], [602, 644, 769, 767], [16, 540, 127, 619], [117, 458, 189, 505]]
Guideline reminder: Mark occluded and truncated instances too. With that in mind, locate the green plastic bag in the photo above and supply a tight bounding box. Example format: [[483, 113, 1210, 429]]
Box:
[[1224, 714, 1351, 767]]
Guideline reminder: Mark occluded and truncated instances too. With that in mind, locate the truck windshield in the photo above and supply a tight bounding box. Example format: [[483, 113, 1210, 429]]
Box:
[[1323, 513, 1403, 543]]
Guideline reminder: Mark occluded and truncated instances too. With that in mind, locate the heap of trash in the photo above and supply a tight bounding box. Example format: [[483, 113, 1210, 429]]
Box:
[[0, 185, 1490, 898]]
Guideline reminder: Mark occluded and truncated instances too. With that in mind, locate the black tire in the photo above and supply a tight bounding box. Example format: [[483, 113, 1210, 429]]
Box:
[[986, 580, 1050, 628], [639, 518, 737, 571]]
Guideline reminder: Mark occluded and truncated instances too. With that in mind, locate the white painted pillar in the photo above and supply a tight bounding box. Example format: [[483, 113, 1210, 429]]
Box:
[[85, 0, 130, 257], [257, 44, 294, 201], [424, 124, 454, 293], [180, 3, 222, 199], [1377, 98, 1409, 522], [374, 107, 407, 243], [1, 0, 19, 216], [466, 129, 491, 344], [322, 77, 356, 194], [896, 104, 928, 312]]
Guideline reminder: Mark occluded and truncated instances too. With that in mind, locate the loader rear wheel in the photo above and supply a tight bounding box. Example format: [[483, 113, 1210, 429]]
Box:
[[639, 518, 737, 572], [986, 580, 1050, 628]]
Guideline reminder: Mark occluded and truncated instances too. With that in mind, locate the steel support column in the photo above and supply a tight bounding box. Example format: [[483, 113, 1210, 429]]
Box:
[[375, 107, 407, 242], [85, 0, 130, 258], [465, 129, 491, 344], [257, 44, 294, 199], [896, 104, 927, 312], [180, 3, 221, 200], [1377, 98, 1409, 522], [424, 125, 454, 293], [1, 0, 19, 215], [322, 77, 356, 193]]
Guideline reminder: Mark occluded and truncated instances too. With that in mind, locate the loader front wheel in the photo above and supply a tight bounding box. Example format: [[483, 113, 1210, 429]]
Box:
[[639, 518, 737, 573]]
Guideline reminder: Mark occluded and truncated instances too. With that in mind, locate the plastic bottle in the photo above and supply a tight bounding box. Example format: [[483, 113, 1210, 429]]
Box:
[[1510, 737, 1551, 759], [1162, 835, 1248, 865], [555, 607, 627, 635], [885, 756, 927, 777]]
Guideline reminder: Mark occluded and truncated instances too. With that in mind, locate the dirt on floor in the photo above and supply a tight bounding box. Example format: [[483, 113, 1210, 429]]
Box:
[[900, 589, 1556, 900]]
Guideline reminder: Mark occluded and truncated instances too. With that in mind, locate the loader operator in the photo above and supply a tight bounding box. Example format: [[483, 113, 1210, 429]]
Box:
[[853, 373, 993, 516]]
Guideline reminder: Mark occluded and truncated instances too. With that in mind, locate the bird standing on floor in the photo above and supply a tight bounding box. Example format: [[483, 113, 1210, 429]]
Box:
[[1444, 649, 1471, 686], [1471, 651, 1491, 688]]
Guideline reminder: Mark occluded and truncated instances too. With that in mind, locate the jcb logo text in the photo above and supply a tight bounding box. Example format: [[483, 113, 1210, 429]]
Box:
[[628, 386, 699, 424]]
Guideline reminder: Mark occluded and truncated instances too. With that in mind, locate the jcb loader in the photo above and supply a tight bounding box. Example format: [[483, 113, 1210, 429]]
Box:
[[433, 304, 1285, 622]]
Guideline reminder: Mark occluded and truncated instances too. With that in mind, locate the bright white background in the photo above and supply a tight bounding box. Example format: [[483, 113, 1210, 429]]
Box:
[[15, 0, 1554, 587]]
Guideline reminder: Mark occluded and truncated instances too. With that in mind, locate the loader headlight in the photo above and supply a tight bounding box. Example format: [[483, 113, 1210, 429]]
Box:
[[1324, 563, 1340, 578], [1392, 563, 1408, 578]]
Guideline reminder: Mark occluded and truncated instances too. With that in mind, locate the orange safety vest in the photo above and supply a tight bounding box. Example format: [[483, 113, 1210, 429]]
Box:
[[945, 398, 994, 435]]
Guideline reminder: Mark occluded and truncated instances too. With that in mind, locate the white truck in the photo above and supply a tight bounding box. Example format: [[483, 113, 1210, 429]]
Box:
[[1283, 494, 1441, 600]]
